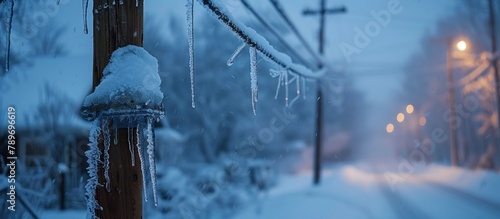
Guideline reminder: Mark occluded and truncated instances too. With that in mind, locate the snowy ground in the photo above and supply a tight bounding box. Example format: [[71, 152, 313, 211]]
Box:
[[39, 163, 500, 219]]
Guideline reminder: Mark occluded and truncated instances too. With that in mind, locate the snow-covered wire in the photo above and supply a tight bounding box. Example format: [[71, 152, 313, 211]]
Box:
[[240, 0, 314, 69], [197, 0, 325, 79]]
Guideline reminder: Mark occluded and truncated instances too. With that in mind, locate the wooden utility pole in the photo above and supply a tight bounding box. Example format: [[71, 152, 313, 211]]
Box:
[[488, 0, 500, 150], [92, 1, 144, 218], [303, 0, 346, 185], [446, 39, 458, 167]]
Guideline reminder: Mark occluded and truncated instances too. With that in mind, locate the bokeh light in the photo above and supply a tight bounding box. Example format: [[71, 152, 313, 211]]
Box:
[[397, 113, 405, 123], [386, 123, 394, 133]]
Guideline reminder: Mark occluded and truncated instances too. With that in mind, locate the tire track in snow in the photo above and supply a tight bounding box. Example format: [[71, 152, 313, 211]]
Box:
[[370, 166, 435, 219]]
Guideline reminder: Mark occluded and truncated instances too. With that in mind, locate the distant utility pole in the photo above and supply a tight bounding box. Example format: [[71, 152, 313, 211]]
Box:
[[303, 0, 346, 185], [92, 1, 144, 218], [488, 0, 500, 150], [446, 38, 459, 167]]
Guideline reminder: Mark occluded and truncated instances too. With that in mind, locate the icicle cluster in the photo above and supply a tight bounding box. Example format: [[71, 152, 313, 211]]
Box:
[[270, 69, 305, 107], [191, 0, 321, 113], [84, 115, 160, 218]]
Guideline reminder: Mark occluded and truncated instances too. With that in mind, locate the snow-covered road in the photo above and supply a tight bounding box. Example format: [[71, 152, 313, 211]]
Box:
[[233, 164, 500, 219]]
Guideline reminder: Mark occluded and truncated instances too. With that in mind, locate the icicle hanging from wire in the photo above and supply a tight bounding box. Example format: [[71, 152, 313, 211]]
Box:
[[302, 77, 307, 100], [5, 0, 14, 72], [270, 69, 282, 100], [227, 42, 246, 66], [285, 69, 289, 107], [186, 0, 196, 108], [82, 0, 89, 34], [289, 73, 301, 107], [249, 46, 258, 115]]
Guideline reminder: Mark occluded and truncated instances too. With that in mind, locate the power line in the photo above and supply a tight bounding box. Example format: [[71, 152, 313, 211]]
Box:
[[240, 0, 315, 69], [268, 0, 323, 66], [197, 0, 325, 78]]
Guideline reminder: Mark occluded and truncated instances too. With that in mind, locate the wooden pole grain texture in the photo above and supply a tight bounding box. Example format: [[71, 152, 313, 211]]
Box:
[[92, 1, 144, 218]]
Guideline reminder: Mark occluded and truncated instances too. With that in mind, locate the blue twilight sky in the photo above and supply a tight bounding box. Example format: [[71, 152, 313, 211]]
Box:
[[1, 0, 456, 128]]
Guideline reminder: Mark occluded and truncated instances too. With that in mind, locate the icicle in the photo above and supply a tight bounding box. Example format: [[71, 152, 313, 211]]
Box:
[[285, 70, 289, 107], [102, 119, 111, 192], [296, 75, 301, 96], [186, 0, 196, 108], [5, 0, 14, 72], [112, 0, 116, 5], [274, 71, 283, 100], [136, 121, 148, 202], [129, 127, 136, 166], [119, 0, 124, 5], [136, 0, 139, 7], [82, 0, 89, 34], [289, 74, 301, 107], [227, 42, 246, 66], [249, 46, 258, 115], [302, 77, 307, 100], [146, 118, 158, 206], [85, 120, 103, 219]]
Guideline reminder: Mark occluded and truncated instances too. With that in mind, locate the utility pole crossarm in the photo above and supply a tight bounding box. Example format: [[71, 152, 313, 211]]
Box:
[[303, 6, 347, 16]]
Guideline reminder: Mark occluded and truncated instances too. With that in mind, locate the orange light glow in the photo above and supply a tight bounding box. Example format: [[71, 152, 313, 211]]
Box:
[[397, 113, 405, 123], [457, 40, 467, 51], [386, 123, 394, 133], [406, 104, 414, 114], [419, 117, 427, 126]]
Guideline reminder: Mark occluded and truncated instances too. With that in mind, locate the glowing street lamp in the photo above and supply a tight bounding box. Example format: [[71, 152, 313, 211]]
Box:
[[457, 40, 467, 51]]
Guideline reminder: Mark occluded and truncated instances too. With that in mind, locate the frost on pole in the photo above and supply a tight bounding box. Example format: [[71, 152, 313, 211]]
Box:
[[82, 45, 164, 217]]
